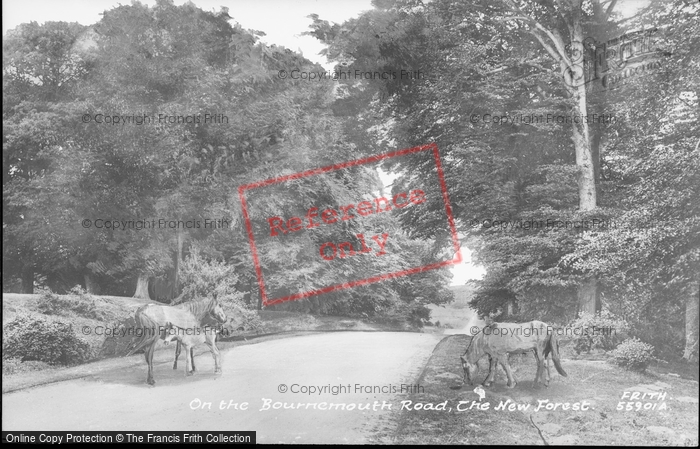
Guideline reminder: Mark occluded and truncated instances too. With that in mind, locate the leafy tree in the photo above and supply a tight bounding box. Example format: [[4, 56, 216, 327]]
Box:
[[3, 0, 452, 325], [3, 21, 89, 293], [565, 0, 700, 359], [307, 0, 699, 359]]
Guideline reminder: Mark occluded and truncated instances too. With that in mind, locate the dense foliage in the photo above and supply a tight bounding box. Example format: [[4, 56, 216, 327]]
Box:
[[307, 0, 698, 358], [3, 0, 453, 324], [3, 315, 92, 365], [3, 0, 697, 358]]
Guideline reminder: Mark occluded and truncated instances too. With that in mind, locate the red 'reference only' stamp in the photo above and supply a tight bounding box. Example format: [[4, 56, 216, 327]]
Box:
[[238, 143, 461, 307]]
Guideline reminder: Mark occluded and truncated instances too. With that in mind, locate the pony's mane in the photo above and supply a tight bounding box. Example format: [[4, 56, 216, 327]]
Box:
[[462, 328, 486, 363], [176, 297, 218, 321]]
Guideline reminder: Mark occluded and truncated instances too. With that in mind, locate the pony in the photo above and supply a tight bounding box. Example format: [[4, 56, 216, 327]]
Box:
[[460, 321, 567, 388], [168, 315, 222, 372], [168, 303, 246, 372], [127, 297, 228, 385]]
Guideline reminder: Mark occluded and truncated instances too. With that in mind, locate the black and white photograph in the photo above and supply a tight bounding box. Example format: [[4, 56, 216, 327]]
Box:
[[2, 0, 699, 445]]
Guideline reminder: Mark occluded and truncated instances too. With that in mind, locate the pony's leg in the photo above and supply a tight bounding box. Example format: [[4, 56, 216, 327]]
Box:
[[143, 351, 152, 385], [205, 334, 222, 373], [543, 354, 551, 386], [190, 347, 196, 372], [173, 339, 181, 370], [184, 343, 194, 376], [483, 356, 497, 387], [145, 341, 157, 385], [536, 347, 549, 387], [502, 356, 517, 388], [533, 349, 542, 387], [484, 355, 494, 386]]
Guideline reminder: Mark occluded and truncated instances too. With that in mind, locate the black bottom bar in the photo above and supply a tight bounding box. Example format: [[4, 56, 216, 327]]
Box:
[[2, 431, 256, 444]]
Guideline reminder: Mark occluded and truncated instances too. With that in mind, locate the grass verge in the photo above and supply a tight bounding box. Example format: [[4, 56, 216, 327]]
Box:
[[383, 334, 699, 446]]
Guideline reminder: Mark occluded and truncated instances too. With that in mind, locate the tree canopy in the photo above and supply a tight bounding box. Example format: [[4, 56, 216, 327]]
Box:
[[306, 0, 698, 358], [3, 0, 698, 358]]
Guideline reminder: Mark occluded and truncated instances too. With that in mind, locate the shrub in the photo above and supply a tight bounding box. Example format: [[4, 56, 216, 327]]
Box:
[[3, 315, 92, 365], [407, 303, 431, 328], [567, 310, 629, 354], [67, 285, 101, 317], [36, 287, 103, 320], [230, 305, 263, 332], [2, 357, 24, 375], [37, 291, 72, 315], [610, 338, 656, 372], [177, 247, 261, 337], [2, 357, 52, 375], [178, 248, 245, 305]]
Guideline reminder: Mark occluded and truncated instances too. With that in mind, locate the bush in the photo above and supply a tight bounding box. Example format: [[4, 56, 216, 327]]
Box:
[[407, 303, 431, 328], [3, 314, 93, 365], [176, 247, 262, 336], [567, 310, 629, 354], [36, 286, 104, 320], [231, 305, 263, 331], [2, 356, 52, 375], [178, 248, 247, 308], [610, 338, 656, 372]]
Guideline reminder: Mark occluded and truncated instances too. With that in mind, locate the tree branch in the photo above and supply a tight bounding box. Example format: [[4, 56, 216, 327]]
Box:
[[532, 28, 570, 67], [482, 60, 555, 76], [605, 0, 619, 18], [498, 1, 573, 68]]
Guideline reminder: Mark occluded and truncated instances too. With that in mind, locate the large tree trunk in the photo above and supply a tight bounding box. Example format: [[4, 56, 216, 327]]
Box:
[[590, 118, 602, 188], [577, 277, 600, 315], [84, 273, 100, 295], [683, 282, 699, 363], [503, 0, 617, 317], [566, 23, 597, 211], [20, 266, 34, 294], [564, 7, 599, 313], [133, 274, 151, 299]]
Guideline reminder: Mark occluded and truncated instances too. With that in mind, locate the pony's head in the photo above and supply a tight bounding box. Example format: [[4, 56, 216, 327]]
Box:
[[460, 332, 484, 385], [209, 301, 228, 324], [460, 356, 478, 385]]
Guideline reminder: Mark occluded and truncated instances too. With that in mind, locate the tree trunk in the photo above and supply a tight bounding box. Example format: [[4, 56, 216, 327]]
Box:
[[567, 39, 597, 210], [577, 277, 600, 315], [84, 273, 101, 295], [174, 228, 183, 299], [591, 120, 602, 184], [683, 282, 699, 363], [133, 274, 151, 299], [504, 0, 615, 320], [565, 11, 600, 313], [20, 266, 34, 294]]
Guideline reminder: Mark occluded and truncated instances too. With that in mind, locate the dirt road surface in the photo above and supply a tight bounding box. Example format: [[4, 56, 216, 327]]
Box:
[[2, 332, 441, 444]]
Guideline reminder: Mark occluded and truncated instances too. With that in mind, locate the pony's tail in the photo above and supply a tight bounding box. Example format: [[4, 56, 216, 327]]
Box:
[[544, 333, 567, 377], [126, 307, 161, 356]]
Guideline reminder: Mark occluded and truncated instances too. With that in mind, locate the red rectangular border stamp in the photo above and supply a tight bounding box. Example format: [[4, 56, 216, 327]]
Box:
[[238, 143, 462, 307]]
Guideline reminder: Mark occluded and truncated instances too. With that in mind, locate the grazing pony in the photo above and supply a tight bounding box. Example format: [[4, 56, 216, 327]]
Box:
[[460, 321, 567, 388], [127, 297, 227, 385]]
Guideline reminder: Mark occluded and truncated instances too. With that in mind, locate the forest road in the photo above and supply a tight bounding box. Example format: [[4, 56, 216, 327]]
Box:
[[2, 332, 441, 444]]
